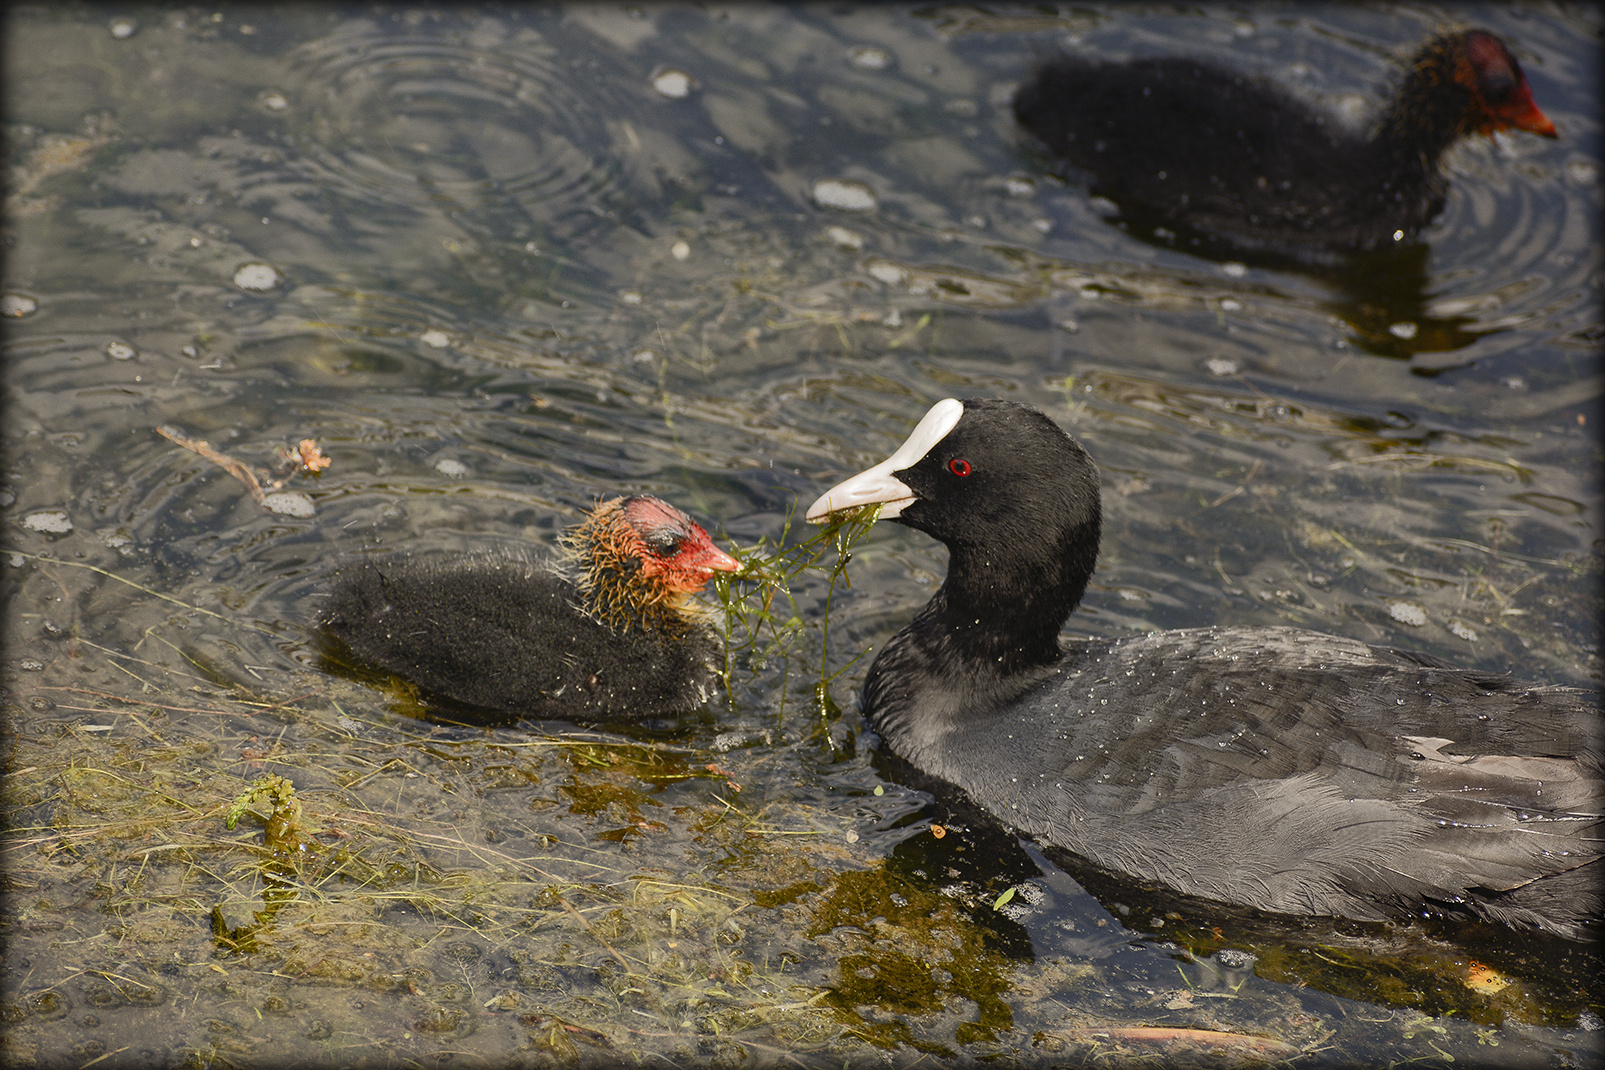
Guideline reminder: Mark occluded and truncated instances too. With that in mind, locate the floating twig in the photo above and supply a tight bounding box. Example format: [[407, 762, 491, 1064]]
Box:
[[157, 425, 265, 503]]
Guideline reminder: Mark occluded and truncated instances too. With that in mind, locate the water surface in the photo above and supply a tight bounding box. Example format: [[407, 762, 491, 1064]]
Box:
[[3, 4, 1600, 1067]]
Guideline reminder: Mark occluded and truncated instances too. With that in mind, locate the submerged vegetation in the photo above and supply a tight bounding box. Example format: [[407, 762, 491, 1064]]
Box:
[[2, 662, 859, 1065], [711, 503, 881, 725], [5, 497, 1596, 1067]]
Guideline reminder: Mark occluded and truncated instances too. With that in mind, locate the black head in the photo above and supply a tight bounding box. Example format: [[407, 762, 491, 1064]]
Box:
[[894, 400, 1098, 548], [810, 398, 1103, 636]]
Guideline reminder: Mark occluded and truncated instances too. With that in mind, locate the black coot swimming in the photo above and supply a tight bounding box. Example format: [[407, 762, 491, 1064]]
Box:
[[1012, 30, 1557, 257], [320, 495, 739, 720], [808, 399, 1600, 938]]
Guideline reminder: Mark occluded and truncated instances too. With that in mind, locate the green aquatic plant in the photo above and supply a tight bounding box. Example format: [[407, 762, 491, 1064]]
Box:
[[226, 774, 310, 863], [708, 502, 881, 723]]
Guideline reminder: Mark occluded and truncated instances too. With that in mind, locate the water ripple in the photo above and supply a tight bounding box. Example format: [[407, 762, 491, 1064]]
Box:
[[284, 17, 639, 248]]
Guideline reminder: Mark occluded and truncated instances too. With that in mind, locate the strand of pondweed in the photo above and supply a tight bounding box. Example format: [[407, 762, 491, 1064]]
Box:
[[708, 502, 881, 719], [814, 505, 879, 716]]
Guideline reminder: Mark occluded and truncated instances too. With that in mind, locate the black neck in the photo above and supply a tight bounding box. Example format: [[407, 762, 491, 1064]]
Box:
[[915, 511, 1100, 676], [859, 519, 1098, 759]]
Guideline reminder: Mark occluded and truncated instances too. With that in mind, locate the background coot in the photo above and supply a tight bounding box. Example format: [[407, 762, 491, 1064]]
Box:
[[808, 399, 1600, 939], [1012, 30, 1557, 257], [320, 495, 739, 720]]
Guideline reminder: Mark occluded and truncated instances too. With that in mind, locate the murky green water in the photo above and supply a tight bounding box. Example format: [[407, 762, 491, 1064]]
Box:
[[4, 4, 1600, 1067]]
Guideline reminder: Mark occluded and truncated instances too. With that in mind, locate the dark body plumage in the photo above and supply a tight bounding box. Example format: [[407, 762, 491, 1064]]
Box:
[[809, 400, 1600, 938], [320, 496, 738, 721], [1012, 30, 1556, 257]]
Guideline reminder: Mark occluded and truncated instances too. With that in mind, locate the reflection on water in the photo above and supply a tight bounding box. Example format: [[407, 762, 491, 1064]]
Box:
[[1020, 135, 1565, 364], [3, 4, 1600, 1067], [1084, 208, 1500, 361], [1325, 242, 1486, 361]]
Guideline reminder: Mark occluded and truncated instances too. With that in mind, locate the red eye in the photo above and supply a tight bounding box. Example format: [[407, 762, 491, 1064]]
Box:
[[947, 458, 972, 477]]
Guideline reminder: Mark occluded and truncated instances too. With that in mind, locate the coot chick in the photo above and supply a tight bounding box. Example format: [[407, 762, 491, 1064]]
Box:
[[1013, 30, 1557, 256], [808, 399, 1600, 938], [320, 495, 740, 720]]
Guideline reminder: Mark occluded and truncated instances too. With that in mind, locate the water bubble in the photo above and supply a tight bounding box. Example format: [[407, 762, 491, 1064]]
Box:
[[106, 341, 137, 360], [848, 46, 892, 70], [670, 240, 690, 261], [233, 262, 281, 290], [866, 260, 907, 286], [23, 511, 73, 534], [261, 491, 315, 517], [619, 290, 643, 305], [259, 91, 290, 112], [1447, 619, 1478, 641], [108, 17, 138, 38], [1205, 357, 1239, 376], [1386, 599, 1428, 626], [650, 67, 696, 99], [812, 178, 877, 212], [825, 225, 864, 250], [1, 294, 39, 317], [1388, 321, 1418, 340], [434, 458, 468, 478], [419, 329, 451, 349]]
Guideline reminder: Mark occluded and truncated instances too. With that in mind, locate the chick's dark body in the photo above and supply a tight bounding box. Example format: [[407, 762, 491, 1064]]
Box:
[[1013, 31, 1556, 257], [320, 551, 723, 720], [318, 495, 736, 721], [1015, 57, 1423, 250]]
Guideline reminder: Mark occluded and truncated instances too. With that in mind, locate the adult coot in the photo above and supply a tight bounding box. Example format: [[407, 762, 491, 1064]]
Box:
[[1012, 30, 1557, 256], [808, 399, 1600, 938], [320, 495, 739, 720]]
